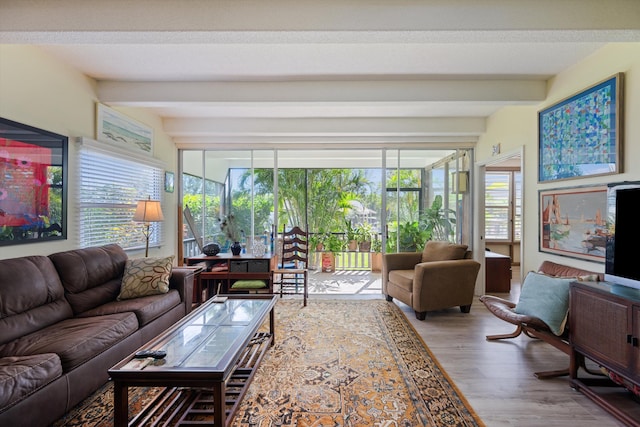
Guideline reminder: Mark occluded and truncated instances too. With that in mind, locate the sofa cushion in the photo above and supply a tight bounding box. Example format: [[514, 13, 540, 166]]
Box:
[[49, 244, 128, 314], [514, 272, 574, 335], [0, 313, 138, 372], [118, 256, 174, 300], [422, 241, 468, 263], [0, 354, 62, 409], [77, 290, 181, 327], [0, 256, 73, 346]]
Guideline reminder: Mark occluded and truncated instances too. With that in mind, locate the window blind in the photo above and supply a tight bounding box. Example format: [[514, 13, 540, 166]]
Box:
[[485, 172, 510, 241], [77, 139, 164, 250]]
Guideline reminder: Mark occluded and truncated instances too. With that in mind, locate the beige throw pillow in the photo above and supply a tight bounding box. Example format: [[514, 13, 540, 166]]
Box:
[[117, 256, 175, 300], [421, 240, 468, 263]]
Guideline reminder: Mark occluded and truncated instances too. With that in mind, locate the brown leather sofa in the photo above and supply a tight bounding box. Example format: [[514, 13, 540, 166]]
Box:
[[383, 241, 481, 320], [0, 244, 194, 427]]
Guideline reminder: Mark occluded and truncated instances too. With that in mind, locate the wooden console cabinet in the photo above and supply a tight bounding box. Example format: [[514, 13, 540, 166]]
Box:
[[569, 281, 640, 426], [185, 253, 276, 303], [485, 251, 511, 293]]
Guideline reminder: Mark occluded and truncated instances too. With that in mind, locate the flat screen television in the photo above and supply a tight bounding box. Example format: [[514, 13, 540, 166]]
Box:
[[605, 181, 640, 290]]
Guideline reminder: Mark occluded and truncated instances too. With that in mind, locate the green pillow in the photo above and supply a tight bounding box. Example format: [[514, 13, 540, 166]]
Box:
[[231, 280, 267, 289], [514, 272, 573, 335]]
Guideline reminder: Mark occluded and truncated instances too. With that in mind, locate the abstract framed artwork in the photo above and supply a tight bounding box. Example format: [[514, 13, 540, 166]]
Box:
[[538, 73, 623, 183], [0, 117, 68, 246], [539, 185, 607, 262], [97, 103, 153, 154]]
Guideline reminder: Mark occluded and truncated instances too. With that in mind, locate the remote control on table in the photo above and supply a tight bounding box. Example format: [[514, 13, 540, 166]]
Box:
[[133, 350, 166, 359]]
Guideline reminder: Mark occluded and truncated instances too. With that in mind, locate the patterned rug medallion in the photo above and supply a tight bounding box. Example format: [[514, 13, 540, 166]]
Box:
[[54, 299, 484, 427]]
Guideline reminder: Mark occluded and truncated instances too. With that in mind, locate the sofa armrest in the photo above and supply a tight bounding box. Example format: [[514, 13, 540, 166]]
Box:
[[169, 268, 195, 314]]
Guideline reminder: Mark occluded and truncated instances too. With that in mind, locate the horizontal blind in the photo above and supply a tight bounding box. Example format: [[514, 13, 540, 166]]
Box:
[[78, 142, 164, 250], [485, 172, 510, 241]]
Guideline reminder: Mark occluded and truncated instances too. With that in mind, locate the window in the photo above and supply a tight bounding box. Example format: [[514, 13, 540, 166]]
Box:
[[485, 170, 521, 242], [78, 139, 164, 250]]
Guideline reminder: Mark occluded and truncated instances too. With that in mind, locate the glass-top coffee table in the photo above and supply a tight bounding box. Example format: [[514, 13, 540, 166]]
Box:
[[109, 294, 276, 427]]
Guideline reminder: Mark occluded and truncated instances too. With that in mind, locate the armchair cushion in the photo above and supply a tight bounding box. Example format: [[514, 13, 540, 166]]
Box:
[[514, 271, 573, 335], [421, 240, 468, 263]]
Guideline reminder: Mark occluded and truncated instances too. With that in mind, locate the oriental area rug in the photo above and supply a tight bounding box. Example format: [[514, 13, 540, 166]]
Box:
[[53, 299, 484, 427]]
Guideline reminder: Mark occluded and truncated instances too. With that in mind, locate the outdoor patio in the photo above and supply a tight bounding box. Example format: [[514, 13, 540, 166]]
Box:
[[308, 269, 382, 295]]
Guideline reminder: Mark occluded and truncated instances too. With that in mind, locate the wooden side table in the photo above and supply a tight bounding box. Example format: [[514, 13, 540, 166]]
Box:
[[178, 265, 205, 305], [485, 251, 511, 293]]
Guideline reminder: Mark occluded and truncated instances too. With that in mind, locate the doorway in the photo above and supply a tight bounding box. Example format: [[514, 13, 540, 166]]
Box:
[[474, 148, 524, 295]]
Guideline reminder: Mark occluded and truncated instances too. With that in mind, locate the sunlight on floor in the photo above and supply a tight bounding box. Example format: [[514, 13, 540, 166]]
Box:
[[308, 270, 382, 295]]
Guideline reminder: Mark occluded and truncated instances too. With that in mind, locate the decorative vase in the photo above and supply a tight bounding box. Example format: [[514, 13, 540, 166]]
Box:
[[202, 242, 220, 256], [230, 241, 242, 256], [252, 239, 266, 257]]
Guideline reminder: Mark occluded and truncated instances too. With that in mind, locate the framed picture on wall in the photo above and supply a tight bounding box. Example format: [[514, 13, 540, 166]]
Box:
[[539, 185, 608, 262], [164, 171, 174, 193], [96, 103, 153, 154], [538, 73, 623, 183], [0, 117, 68, 246]]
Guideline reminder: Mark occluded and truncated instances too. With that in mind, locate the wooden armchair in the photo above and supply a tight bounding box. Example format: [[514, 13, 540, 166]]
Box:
[[383, 241, 480, 320]]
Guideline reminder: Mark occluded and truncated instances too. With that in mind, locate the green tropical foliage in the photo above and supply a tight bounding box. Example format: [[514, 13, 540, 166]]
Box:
[[420, 195, 456, 242], [182, 162, 458, 256]]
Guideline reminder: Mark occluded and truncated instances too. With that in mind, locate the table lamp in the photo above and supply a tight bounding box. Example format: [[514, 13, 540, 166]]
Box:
[[133, 197, 164, 257]]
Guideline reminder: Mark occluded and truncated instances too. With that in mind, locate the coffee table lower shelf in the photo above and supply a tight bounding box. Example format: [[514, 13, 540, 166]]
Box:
[[122, 332, 272, 427]]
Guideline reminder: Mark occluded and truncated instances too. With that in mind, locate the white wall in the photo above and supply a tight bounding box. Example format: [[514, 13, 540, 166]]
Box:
[[0, 45, 179, 260], [476, 43, 640, 276]]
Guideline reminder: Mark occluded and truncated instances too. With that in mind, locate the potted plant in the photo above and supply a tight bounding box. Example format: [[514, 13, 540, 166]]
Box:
[[308, 232, 321, 252], [345, 220, 358, 251], [420, 195, 456, 242], [355, 222, 373, 252], [371, 236, 383, 272], [387, 221, 429, 252], [218, 214, 244, 255], [321, 233, 344, 272]]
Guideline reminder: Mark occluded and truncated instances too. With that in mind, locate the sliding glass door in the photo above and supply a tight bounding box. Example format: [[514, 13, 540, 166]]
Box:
[[180, 148, 472, 263]]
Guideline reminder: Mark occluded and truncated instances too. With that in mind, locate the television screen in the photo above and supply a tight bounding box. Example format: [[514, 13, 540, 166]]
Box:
[[605, 181, 640, 289]]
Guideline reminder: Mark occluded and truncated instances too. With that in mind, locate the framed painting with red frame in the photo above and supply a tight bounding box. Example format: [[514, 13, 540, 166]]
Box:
[[0, 117, 68, 246]]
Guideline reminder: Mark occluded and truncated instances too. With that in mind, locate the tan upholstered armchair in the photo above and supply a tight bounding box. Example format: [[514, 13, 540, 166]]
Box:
[[382, 241, 481, 320]]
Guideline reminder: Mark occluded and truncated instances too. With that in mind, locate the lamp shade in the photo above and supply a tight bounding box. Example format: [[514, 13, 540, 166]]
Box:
[[133, 199, 164, 223]]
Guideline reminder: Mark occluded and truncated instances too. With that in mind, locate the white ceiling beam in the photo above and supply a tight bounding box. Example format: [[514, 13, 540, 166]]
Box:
[[2, 0, 639, 35], [174, 135, 479, 148], [98, 80, 545, 105], [164, 117, 485, 136]]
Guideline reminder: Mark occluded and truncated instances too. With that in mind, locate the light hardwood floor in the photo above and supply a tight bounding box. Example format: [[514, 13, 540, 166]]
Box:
[[312, 268, 633, 426]]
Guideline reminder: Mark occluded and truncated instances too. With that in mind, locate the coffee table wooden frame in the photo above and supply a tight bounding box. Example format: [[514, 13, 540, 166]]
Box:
[[108, 295, 276, 426]]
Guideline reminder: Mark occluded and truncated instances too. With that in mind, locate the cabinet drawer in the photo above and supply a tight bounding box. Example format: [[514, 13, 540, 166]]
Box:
[[248, 260, 270, 272], [229, 261, 249, 272]]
